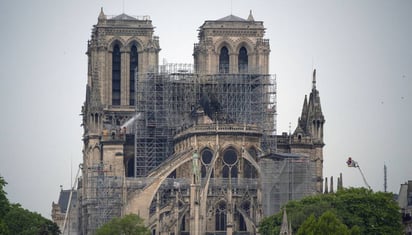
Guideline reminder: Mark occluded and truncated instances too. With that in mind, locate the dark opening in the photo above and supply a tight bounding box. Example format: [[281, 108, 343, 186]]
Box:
[[244, 160, 257, 178], [112, 44, 121, 105], [219, 46, 229, 73], [238, 47, 248, 73], [215, 201, 227, 231], [129, 45, 138, 105], [201, 149, 213, 164], [223, 148, 237, 165]]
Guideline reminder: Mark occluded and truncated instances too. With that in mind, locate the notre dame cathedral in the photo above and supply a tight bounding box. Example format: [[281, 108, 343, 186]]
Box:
[[51, 8, 325, 235]]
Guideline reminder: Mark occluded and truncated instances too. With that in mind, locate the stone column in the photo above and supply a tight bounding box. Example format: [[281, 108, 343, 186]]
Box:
[[190, 151, 200, 235], [230, 53, 237, 73], [107, 50, 113, 105], [190, 183, 200, 235]]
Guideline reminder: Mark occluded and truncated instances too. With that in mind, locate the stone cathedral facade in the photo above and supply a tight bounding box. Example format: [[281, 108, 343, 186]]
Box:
[[52, 8, 325, 235]]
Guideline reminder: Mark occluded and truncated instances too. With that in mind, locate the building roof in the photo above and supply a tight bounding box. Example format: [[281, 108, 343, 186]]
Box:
[[270, 152, 306, 159], [217, 14, 247, 21], [57, 189, 77, 213], [111, 13, 137, 20]]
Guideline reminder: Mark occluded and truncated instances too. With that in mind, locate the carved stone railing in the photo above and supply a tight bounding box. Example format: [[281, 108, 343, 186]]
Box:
[[174, 124, 263, 140]]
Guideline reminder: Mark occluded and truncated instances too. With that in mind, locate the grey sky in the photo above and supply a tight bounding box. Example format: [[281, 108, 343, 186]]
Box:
[[0, 0, 410, 218]]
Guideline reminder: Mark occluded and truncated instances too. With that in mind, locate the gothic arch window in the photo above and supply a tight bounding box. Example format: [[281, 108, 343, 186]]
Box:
[[238, 201, 250, 231], [219, 46, 229, 74], [244, 159, 257, 178], [201, 165, 207, 178], [126, 157, 135, 177], [223, 148, 238, 165], [129, 45, 138, 105], [231, 165, 238, 178], [222, 165, 229, 178], [238, 46, 248, 73], [238, 213, 247, 231], [222, 148, 238, 178], [112, 44, 121, 105], [180, 215, 186, 231], [201, 148, 213, 165], [201, 148, 213, 178], [215, 201, 227, 231]]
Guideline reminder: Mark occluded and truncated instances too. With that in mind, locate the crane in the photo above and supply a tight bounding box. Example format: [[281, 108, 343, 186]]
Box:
[[62, 164, 82, 234], [346, 157, 371, 190]]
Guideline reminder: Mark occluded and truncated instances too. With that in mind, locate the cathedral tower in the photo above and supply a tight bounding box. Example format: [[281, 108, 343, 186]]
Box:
[[193, 11, 270, 74], [80, 9, 160, 234]]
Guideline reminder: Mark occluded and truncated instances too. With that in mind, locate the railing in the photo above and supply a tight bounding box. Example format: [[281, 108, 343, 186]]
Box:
[[100, 129, 126, 142], [107, 15, 151, 21], [174, 124, 263, 140], [126, 177, 258, 190], [205, 178, 259, 189]]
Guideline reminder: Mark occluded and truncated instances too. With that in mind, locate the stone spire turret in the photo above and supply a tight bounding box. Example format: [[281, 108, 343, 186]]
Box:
[[295, 69, 325, 143], [280, 208, 291, 235], [247, 10, 255, 21], [98, 7, 106, 23]]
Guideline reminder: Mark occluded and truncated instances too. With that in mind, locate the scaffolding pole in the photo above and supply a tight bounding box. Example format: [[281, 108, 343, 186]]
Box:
[[82, 163, 123, 234], [135, 70, 277, 177]]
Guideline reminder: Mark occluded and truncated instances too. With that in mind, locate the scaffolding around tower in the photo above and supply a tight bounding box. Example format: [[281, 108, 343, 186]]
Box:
[[80, 163, 123, 235], [134, 67, 277, 177]]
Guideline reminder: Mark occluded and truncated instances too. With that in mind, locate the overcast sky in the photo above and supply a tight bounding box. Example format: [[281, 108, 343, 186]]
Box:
[[0, 0, 411, 218]]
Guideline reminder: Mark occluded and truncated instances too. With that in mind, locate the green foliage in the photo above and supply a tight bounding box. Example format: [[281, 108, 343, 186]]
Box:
[[258, 211, 282, 235], [0, 176, 10, 218], [95, 214, 150, 235], [259, 187, 403, 235], [296, 214, 317, 235], [0, 176, 61, 235]]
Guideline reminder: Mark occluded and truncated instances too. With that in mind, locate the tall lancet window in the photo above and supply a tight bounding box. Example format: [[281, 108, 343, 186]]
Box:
[[129, 45, 138, 106], [238, 47, 248, 73], [219, 46, 229, 73], [112, 44, 121, 105], [215, 201, 227, 231]]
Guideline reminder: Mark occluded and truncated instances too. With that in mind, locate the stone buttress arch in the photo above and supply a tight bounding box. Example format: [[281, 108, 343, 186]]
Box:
[[236, 204, 256, 232], [125, 149, 196, 222]]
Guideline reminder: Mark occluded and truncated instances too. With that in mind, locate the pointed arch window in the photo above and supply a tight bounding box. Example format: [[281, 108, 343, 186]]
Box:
[[112, 44, 121, 105], [215, 201, 227, 231], [238, 47, 248, 73], [129, 45, 138, 106], [219, 46, 229, 73], [244, 159, 257, 178]]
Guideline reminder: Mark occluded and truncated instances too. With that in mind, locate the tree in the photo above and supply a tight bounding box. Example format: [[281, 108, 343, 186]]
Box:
[[95, 214, 150, 235], [0, 176, 10, 218], [297, 211, 350, 235], [296, 214, 317, 235], [259, 187, 403, 235], [0, 176, 61, 235]]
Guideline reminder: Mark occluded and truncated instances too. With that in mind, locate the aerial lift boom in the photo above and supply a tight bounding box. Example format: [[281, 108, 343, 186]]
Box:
[[346, 157, 371, 190]]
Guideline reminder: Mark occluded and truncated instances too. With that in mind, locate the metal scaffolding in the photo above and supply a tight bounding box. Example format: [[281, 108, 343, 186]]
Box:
[[261, 155, 316, 216], [135, 68, 277, 177], [81, 163, 123, 235]]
